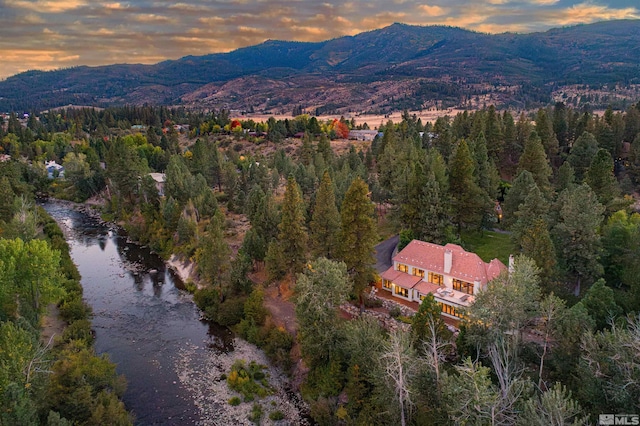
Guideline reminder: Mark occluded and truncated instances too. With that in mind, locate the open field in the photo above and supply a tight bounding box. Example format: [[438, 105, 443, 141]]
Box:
[[236, 108, 468, 128]]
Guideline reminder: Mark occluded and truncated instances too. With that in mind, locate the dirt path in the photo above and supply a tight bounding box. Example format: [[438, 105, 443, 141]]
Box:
[[40, 303, 66, 345], [263, 285, 298, 336]]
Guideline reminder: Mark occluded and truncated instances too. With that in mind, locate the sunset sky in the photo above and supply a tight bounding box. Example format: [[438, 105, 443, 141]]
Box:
[[0, 0, 638, 79]]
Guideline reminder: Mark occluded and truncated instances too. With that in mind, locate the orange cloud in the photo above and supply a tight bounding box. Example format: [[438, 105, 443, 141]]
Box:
[[5, 0, 86, 13], [554, 3, 639, 25], [418, 5, 448, 17]]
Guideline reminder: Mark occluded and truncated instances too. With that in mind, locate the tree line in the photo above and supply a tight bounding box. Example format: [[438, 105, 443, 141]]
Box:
[[2, 101, 640, 423]]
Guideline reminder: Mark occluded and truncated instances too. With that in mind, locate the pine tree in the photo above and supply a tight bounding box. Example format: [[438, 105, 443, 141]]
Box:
[[553, 102, 570, 155], [484, 105, 503, 162], [277, 175, 308, 276], [472, 132, 500, 199], [512, 184, 549, 246], [503, 170, 536, 229], [400, 162, 449, 244], [553, 184, 605, 293], [310, 171, 340, 259], [196, 210, 231, 294], [449, 139, 486, 232], [500, 111, 520, 177], [567, 131, 599, 182], [0, 176, 15, 223], [535, 109, 560, 166], [521, 218, 557, 285], [556, 161, 576, 192], [517, 131, 552, 195], [585, 149, 619, 209], [338, 177, 377, 307]]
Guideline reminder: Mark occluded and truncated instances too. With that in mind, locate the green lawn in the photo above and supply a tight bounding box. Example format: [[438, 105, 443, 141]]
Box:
[[460, 230, 516, 266]]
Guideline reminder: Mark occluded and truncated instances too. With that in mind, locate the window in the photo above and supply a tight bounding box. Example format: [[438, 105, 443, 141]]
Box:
[[383, 279, 392, 290], [453, 279, 474, 295], [397, 264, 408, 273], [441, 303, 463, 318], [428, 272, 443, 285], [413, 268, 425, 278], [394, 286, 409, 298]]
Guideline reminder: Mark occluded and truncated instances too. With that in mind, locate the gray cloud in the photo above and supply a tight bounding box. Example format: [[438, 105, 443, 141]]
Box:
[[0, 0, 637, 79]]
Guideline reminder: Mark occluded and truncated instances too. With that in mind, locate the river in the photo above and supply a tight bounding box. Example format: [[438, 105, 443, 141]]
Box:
[[44, 202, 234, 425]]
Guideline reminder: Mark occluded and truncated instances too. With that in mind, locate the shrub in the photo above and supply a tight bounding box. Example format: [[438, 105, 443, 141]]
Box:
[[61, 319, 94, 345], [263, 325, 294, 370], [269, 410, 285, 421], [389, 306, 402, 318], [363, 296, 383, 308], [226, 359, 272, 401], [228, 397, 241, 406], [59, 297, 91, 322], [248, 403, 263, 424], [397, 315, 413, 324], [216, 297, 246, 326], [193, 287, 219, 312]]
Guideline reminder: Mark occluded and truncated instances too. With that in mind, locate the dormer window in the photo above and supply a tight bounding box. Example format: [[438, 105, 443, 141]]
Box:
[[397, 263, 408, 273]]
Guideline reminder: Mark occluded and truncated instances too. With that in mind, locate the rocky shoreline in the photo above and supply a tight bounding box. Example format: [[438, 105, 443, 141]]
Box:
[[176, 339, 310, 426]]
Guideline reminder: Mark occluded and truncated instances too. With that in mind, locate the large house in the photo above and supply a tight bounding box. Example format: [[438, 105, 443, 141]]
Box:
[[381, 240, 507, 320]]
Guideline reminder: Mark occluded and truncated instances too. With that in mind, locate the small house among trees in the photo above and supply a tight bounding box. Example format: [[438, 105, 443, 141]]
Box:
[[149, 172, 166, 196], [381, 240, 507, 320], [45, 160, 65, 179]]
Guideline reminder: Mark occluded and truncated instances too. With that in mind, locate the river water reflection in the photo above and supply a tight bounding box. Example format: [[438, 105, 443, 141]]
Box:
[[44, 202, 233, 425]]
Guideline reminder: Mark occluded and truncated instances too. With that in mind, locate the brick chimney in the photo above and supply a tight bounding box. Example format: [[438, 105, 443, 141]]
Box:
[[444, 249, 452, 274]]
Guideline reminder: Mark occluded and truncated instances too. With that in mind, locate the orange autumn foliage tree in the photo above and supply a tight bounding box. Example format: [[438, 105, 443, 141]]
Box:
[[330, 119, 350, 139]]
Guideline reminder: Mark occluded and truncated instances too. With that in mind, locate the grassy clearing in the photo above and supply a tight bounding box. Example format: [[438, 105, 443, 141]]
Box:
[[461, 230, 515, 265]]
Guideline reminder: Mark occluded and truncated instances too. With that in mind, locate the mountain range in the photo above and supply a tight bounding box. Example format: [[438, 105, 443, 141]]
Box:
[[1, 20, 640, 113]]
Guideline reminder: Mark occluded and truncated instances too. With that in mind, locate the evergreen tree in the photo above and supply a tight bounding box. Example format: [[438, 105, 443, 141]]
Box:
[[165, 155, 193, 205], [0, 176, 15, 223], [310, 171, 340, 259], [517, 131, 552, 195], [535, 109, 560, 166], [484, 105, 503, 162], [449, 139, 486, 232], [553, 184, 605, 293], [431, 116, 454, 161], [295, 258, 351, 367], [585, 149, 619, 209], [512, 184, 549, 246], [567, 131, 599, 182], [553, 102, 570, 155], [400, 162, 449, 244], [520, 218, 557, 285], [502, 170, 536, 229], [277, 175, 308, 276], [195, 210, 231, 294], [627, 133, 640, 187], [338, 177, 377, 307], [472, 133, 498, 199], [556, 161, 576, 192], [500, 111, 520, 177]]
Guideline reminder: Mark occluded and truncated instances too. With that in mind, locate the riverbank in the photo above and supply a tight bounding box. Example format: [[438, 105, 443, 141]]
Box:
[[47, 198, 310, 423], [177, 338, 309, 426]]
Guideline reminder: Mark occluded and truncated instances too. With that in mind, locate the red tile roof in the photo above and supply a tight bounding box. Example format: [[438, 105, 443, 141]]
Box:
[[381, 267, 423, 289], [413, 281, 442, 295], [394, 240, 506, 286]]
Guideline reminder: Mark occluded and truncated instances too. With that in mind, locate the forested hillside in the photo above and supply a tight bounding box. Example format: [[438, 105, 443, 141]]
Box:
[[1, 20, 639, 112], [2, 101, 640, 423]]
